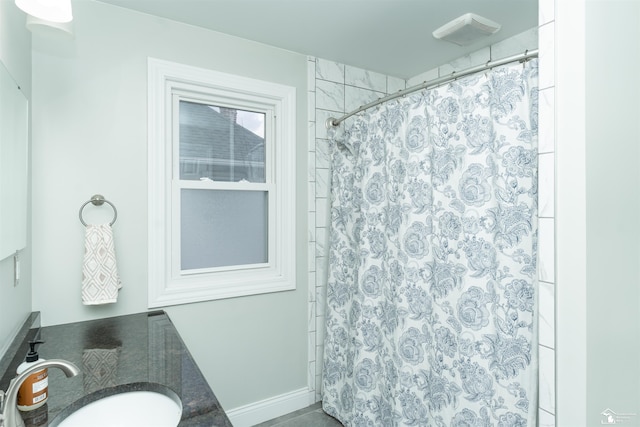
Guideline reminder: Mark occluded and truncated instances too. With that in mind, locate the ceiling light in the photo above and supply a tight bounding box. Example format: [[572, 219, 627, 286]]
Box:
[[433, 13, 500, 46], [15, 0, 73, 23]]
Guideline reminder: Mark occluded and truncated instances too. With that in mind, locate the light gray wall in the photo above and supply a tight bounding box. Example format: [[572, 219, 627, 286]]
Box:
[[30, 1, 308, 411], [554, 0, 587, 424], [555, 1, 640, 425], [585, 1, 640, 423], [0, 1, 32, 360]]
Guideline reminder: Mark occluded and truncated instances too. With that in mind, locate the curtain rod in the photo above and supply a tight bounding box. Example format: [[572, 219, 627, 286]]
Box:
[[326, 49, 539, 128]]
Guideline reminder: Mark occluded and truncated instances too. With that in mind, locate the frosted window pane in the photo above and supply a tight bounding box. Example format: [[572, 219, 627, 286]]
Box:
[[181, 189, 268, 270], [179, 101, 266, 183]]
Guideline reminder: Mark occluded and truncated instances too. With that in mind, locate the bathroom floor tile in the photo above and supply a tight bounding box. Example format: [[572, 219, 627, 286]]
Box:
[[255, 402, 343, 427]]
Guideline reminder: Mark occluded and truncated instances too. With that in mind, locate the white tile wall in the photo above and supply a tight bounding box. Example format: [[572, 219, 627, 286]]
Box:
[[539, 344, 556, 413], [539, 153, 555, 217], [539, 408, 556, 427], [344, 86, 385, 113], [316, 80, 345, 112], [307, 11, 555, 423], [538, 88, 556, 154], [491, 27, 538, 59], [538, 1, 556, 424], [439, 46, 491, 75], [387, 76, 406, 94], [539, 280, 556, 349], [538, 22, 555, 90], [345, 65, 387, 92], [539, 0, 555, 25], [316, 59, 344, 83], [408, 68, 439, 87], [538, 218, 555, 282]]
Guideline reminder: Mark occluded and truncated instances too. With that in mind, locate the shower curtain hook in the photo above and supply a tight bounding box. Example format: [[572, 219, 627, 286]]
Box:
[[521, 49, 530, 67]]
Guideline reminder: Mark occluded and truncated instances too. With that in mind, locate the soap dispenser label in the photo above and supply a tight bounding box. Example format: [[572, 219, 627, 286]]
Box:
[[32, 373, 48, 393], [33, 391, 47, 404], [17, 369, 48, 407]]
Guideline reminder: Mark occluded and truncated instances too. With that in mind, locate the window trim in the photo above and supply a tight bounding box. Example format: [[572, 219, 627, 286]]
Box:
[[148, 58, 296, 308]]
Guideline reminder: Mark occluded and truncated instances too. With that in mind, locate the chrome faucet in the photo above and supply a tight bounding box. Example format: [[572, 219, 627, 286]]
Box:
[[0, 359, 80, 427]]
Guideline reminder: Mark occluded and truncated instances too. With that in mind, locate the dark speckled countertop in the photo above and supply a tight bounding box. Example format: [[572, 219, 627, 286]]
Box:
[[0, 311, 233, 427]]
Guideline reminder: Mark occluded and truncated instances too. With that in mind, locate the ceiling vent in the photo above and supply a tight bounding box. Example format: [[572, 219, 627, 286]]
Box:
[[432, 13, 501, 46]]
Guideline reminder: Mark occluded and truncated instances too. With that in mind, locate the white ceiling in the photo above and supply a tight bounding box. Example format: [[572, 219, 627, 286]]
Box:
[[96, 0, 538, 79]]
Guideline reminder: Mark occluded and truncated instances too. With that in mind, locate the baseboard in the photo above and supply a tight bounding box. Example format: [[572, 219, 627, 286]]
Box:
[[226, 387, 316, 427]]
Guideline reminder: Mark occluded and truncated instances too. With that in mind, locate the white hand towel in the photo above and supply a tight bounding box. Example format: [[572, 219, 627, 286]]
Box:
[[82, 223, 122, 305]]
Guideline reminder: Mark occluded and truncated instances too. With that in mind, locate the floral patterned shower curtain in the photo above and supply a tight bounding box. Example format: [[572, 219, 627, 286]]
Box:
[[322, 60, 538, 426]]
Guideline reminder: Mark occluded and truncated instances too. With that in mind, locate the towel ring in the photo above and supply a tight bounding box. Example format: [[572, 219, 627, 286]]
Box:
[[79, 194, 118, 226]]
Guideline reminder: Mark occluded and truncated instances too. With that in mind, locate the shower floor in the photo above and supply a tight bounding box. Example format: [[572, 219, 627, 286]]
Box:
[[255, 402, 343, 427]]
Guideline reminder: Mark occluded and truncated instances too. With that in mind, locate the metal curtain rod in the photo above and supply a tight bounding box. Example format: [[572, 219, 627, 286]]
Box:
[[326, 49, 539, 128]]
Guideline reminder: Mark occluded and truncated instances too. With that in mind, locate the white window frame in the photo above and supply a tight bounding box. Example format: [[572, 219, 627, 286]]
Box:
[[148, 58, 296, 308]]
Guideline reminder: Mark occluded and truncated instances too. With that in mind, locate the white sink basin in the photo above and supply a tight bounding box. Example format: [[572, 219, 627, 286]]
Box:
[[54, 387, 182, 427]]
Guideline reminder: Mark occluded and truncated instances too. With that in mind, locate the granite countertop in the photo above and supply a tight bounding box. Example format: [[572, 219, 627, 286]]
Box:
[[0, 311, 233, 427]]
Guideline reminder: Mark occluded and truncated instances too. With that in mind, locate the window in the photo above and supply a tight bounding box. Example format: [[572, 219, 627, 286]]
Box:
[[148, 58, 296, 308]]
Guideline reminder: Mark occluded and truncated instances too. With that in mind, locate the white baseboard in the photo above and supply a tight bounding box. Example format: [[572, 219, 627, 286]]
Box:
[[226, 387, 316, 427]]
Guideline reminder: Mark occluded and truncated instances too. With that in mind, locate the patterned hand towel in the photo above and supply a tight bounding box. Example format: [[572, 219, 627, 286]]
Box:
[[82, 223, 121, 305]]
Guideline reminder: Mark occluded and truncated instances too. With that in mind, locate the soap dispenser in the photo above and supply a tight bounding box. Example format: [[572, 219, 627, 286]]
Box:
[[16, 340, 49, 411]]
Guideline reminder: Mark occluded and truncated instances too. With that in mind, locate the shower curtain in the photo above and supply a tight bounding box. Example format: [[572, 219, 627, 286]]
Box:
[[322, 60, 538, 426]]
